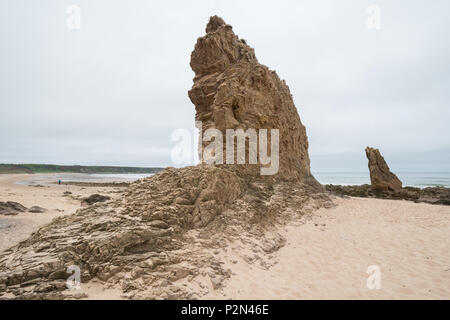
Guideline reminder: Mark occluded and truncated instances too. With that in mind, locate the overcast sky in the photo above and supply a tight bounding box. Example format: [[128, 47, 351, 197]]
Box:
[[1, 0, 449, 172]]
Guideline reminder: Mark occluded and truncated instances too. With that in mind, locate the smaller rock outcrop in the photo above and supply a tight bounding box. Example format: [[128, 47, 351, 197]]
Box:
[[325, 185, 450, 206], [365, 147, 402, 192]]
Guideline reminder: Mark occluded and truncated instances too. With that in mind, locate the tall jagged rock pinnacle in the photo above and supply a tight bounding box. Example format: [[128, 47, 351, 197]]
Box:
[[365, 147, 402, 192], [189, 16, 318, 184]]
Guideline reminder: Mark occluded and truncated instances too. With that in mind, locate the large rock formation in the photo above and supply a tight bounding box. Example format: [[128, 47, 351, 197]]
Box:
[[0, 16, 329, 300], [189, 16, 317, 185], [365, 147, 402, 192]]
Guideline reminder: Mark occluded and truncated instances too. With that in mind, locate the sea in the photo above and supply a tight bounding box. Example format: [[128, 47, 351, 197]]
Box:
[[16, 173, 155, 185], [15, 172, 450, 188], [313, 172, 450, 188]]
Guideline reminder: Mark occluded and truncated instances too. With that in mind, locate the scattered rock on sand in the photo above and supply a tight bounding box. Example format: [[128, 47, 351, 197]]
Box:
[[28, 206, 47, 213], [365, 146, 402, 192], [0, 201, 27, 215], [81, 194, 111, 205]]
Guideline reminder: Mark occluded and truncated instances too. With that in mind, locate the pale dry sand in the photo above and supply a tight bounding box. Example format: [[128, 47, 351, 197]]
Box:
[[205, 197, 450, 300], [0, 174, 124, 252]]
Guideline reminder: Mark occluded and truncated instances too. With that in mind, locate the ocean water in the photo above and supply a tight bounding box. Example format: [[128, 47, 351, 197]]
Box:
[[16, 173, 154, 185], [313, 172, 450, 188], [89, 173, 155, 181], [14, 172, 450, 188]]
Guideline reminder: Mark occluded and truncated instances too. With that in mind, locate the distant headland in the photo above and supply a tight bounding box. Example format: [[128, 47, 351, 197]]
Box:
[[0, 163, 164, 174]]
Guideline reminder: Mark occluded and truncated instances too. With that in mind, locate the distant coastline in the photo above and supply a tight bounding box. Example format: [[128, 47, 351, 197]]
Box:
[[2, 164, 449, 188], [0, 163, 164, 175]]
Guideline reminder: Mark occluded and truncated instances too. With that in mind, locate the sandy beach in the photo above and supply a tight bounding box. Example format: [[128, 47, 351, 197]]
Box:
[[0, 174, 126, 252], [1, 174, 449, 299], [205, 197, 450, 299]]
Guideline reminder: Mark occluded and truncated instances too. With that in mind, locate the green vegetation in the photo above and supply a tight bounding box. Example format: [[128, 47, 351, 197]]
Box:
[[0, 164, 164, 174]]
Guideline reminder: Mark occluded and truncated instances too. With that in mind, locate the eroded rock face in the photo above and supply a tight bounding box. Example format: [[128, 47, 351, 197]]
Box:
[[365, 147, 402, 192], [28, 206, 46, 213], [189, 16, 317, 184]]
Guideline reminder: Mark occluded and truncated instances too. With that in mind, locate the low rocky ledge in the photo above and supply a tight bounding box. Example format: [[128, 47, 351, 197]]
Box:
[[326, 184, 450, 206]]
